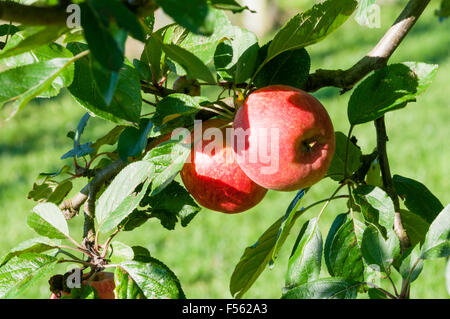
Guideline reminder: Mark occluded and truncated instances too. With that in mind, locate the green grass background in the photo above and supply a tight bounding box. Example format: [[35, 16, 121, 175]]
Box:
[[0, 1, 449, 298]]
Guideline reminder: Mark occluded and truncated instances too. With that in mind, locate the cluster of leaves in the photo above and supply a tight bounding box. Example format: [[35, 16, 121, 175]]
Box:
[[0, 0, 448, 299], [230, 56, 445, 299]]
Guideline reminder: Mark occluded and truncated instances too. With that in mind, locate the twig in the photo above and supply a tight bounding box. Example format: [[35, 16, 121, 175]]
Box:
[[374, 117, 410, 251], [304, 0, 431, 92], [59, 159, 126, 219], [0, 1, 69, 26], [0, 0, 158, 26], [101, 227, 121, 259]]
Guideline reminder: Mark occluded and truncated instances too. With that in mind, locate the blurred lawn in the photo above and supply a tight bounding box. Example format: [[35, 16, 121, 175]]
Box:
[[0, 2, 449, 299]]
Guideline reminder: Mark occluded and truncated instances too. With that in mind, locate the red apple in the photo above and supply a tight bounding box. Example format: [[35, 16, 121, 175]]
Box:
[[50, 272, 115, 299], [233, 85, 335, 191], [180, 118, 268, 213]]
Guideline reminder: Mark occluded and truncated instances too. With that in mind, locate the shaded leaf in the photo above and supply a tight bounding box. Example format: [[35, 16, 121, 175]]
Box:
[[399, 245, 423, 283], [118, 119, 153, 161], [393, 174, 443, 224], [282, 277, 359, 299], [67, 42, 142, 125], [327, 132, 361, 181], [353, 185, 395, 231], [154, 0, 213, 35], [286, 218, 322, 288], [324, 216, 364, 282], [272, 189, 307, 264], [145, 181, 201, 230], [361, 226, 400, 273], [348, 62, 438, 125], [254, 44, 310, 89]]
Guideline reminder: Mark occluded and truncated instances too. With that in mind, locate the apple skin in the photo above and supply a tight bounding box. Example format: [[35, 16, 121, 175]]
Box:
[[50, 272, 115, 299], [180, 118, 268, 213], [233, 85, 335, 191]]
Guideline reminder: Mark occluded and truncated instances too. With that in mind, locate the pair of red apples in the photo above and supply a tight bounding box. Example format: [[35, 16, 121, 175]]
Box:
[[180, 85, 336, 214]]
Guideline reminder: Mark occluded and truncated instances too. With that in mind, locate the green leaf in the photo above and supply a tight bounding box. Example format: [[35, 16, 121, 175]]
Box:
[[282, 277, 359, 299], [154, 0, 213, 35], [61, 285, 97, 299], [80, 2, 125, 71], [119, 258, 185, 299], [161, 43, 216, 83], [286, 218, 322, 288], [262, 0, 357, 74], [144, 181, 201, 230], [118, 119, 153, 161], [67, 42, 142, 125], [254, 45, 310, 89], [400, 209, 430, 247], [421, 205, 450, 259], [393, 174, 444, 224], [0, 253, 58, 299], [326, 132, 362, 181], [28, 177, 72, 204], [109, 241, 152, 263], [324, 213, 348, 271], [361, 226, 400, 274], [230, 214, 298, 298], [141, 28, 165, 82], [399, 245, 423, 283], [0, 237, 60, 267], [0, 57, 75, 118], [109, 241, 134, 263], [99, 179, 152, 234], [152, 94, 203, 132], [90, 58, 121, 106], [120, 210, 151, 232], [324, 216, 364, 282], [214, 26, 259, 83], [90, 126, 125, 156], [166, 9, 232, 65], [353, 185, 395, 231], [133, 59, 152, 82], [271, 189, 307, 264], [0, 41, 74, 101], [27, 203, 70, 240], [143, 13, 155, 35], [348, 62, 438, 125], [114, 267, 146, 299], [96, 161, 154, 225], [46, 180, 73, 205], [368, 288, 388, 299], [90, 0, 145, 42], [0, 26, 67, 59], [0, 24, 19, 37], [436, 0, 450, 19], [208, 0, 253, 13], [143, 138, 192, 196], [446, 257, 450, 295]]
